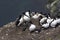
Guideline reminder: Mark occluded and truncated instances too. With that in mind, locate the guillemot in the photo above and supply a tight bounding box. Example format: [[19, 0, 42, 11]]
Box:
[[15, 14, 24, 26], [32, 12, 42, 19], [41, 17, 53, 29], [17, 16, 24, 26], [40, 17, 47, 25], [29, 23, 36, 33], [16, 11, 31, 27], [22, 10, 31, 22], [42, 23, 50, 28], [51, 18, 60, 28], [25, 10, 31, 17], [47, 17, 54, 24]]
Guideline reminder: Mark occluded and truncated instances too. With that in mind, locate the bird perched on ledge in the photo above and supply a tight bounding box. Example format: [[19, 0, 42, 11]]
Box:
[[32, 12, 42, 19], [16, 10, 31, 27], [42, 23, 49, 28], [51, 18, 60, 27], [40, 17, 47, 25], [15, 11, 60, 33], [25, 10, 31, 17], [15, 14, 24, 26], [47, 17, 54, 24]]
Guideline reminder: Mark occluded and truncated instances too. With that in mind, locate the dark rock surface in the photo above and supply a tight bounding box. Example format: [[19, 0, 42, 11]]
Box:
[[0, 21, 60, 40]]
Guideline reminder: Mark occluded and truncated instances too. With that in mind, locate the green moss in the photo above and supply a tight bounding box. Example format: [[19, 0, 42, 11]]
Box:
[[46, 37, 52, 40], [57, 35, 60, 38]]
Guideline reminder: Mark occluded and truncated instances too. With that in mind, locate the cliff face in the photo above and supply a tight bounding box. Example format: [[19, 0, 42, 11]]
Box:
[[46, 0, 60, 18], [0, 20, 60, 40]]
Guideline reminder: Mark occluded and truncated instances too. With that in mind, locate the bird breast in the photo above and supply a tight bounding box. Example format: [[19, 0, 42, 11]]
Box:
[[40, 17, 47, 24], [23, 15, 30, 21], [25, 12, 30, 17], [42, 23, 49, 28], [29, 24, 36, 31], [51, 20, 57, 27], [47, 19, 53, 23], [32, 14, 41, 19], [18, 17, 24, 26]]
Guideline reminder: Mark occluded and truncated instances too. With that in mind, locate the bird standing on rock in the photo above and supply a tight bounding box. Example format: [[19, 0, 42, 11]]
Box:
[[23, 15, 30, 22], [47, 17, 54, 24], [25, 10, 31, 17], [23, 10, 31, 22], [51, 19, 60, 27], [16, 14, 24, 26], [40, 17, 47, 25], [32, 12, 42, 19], [41, 17, 53, 29], [51, 19, 58, 27], [16, 10, 31, 27], [42, 23, 49, 28]]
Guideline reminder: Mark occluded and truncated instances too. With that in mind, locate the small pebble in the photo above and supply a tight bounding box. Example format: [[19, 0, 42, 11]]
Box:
[[58, 25, 60, 27], [32, 38, 34, 40], [1, 36, 4, 39], [46, 33, 49, 35], [35, 31, 39, 33], [6, 34, 8, 36]]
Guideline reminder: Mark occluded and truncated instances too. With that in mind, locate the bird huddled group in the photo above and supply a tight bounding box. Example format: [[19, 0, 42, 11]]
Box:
[[15, 10, 60, 33]]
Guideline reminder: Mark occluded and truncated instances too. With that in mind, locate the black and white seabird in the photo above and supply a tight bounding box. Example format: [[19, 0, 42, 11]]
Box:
[[22, 10, 31, 22], [23, 11, 31, 21], [40, 17, 47, 25], [23, 15, 30, 22], [51, 19, 60, 27], [15, 14, 24, 26], [16, 11, 30, 27], [42, 23, 49, 28], [47, 17, 54, 24], [17, 16, 24, 26], [32, 12, 42, 19], [41, 17, 54, 29], [25, 10, 31, 17]]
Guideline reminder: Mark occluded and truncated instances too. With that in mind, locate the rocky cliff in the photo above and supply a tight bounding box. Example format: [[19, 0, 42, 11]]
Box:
[[0, 20, 60, 40]]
